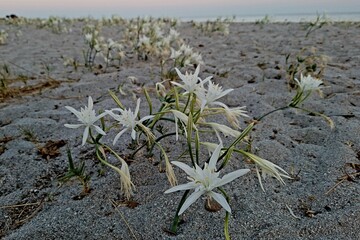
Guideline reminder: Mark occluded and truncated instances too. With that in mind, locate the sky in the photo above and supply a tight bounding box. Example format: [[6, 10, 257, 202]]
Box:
[[1, 0, 360, 19]]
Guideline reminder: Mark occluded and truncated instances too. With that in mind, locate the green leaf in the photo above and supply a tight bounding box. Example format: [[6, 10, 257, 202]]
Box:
[[108, 90, 125, 109]]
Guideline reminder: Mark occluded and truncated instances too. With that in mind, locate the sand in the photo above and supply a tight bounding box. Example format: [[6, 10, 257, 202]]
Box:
[[0, 18, 359, 239]]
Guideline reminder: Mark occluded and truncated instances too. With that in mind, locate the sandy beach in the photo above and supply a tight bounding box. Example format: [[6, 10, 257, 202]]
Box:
[[0, 17, 359, 239]]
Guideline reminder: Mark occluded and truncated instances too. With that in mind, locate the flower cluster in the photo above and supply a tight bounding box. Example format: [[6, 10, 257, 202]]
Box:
[[192, 17, 233, 35], [170, 44, 204, 67], [65, 96, 154, 200], [64, 60, 328, 238], [38, 16, 70, 33], [3, 15, 330, 238]]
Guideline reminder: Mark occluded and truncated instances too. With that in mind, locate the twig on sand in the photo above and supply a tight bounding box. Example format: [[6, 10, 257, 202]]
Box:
[[0, 202, 42, 209], [109, 199, 138, 240], [325, 163, 360, 195]]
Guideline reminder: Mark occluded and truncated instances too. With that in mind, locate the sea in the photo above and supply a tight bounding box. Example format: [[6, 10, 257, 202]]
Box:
[[183, 12, 360, 22]]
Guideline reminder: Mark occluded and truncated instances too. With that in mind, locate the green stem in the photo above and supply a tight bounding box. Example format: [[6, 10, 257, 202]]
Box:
[[193, 109, 202, 123], [218, 187, 231, 240], [182, 93, 191, 113], [255, 106, 290, 122], [217, 122, 254, 171], [170, 190, 190, 234], [130, 132, 176, 158]]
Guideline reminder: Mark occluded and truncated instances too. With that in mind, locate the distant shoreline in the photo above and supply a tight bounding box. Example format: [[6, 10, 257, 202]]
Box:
[[1, 11, 360, 23], [184, 12, 360, 22]]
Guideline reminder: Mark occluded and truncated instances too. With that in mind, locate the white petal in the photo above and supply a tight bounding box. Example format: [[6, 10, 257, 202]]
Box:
[[171, 81, 182, 88], [64, 123, 83, 129], [131, 128, 137, 140], [200, 100, 207, 112], [139, 115, 154, 123], [178, 189, 205, 215], [171, 161, 197, 178], [208, 144, 222, 171], [95, 111, 108, 120], [212, 101, 228, 109], [202, 76, 212, 84], [214, 169, 250, 188], [175, 68, 183, 80], [65, 106, 82, 119], [82, 126, 90, 146], [194, 64, 200, 77], [134, 98, 141, 117], [208, 191, 231, 213], [164, 182, 198, 194], [88, 96, 94, 109], [93, 125, 106, 135], [113, 128, 128, 145], [170, 110, 188, 123], [219, 88, 233, 98], [106, 110, 120, 120]]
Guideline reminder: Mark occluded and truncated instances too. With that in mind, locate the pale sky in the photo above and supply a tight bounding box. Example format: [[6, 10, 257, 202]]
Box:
[[1, 0, 360, 19]]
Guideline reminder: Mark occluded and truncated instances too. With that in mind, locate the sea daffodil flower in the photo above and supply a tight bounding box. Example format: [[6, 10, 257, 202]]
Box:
[[196, 80, 233, 112], [165, 144, 250, 215], [106, 98, 154, 144], [64, 96, 107, 146], [290, 74, 324, 107], [172, 65, 211, 95], [295, 74, 323, 92]]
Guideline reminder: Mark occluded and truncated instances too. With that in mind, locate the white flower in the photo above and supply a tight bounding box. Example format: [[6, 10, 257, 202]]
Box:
[[64, 96, 107, 146], [168, 28, 180, 41], [291, 74, 324, 107], [165, 144, 250, 215], [84, 33, 93, 43], [107, 39, 122, 51], [138, 35, 150, 47], [196, 80, 233, 112], [294, 74, 323, 92], [170, 48, 182, 59], [180, 44, 193, 56], [190, 52, 204, 66], [172, 65, 211, 95], [106, 98, 154, 144]]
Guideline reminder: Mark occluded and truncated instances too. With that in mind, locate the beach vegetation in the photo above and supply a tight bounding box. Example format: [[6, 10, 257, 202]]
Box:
[[192, 17, 234, 35], [59, 148, 91, 194], [37, 16, 70, 33], [285, 47, 329, 89], [64, 62, 331, 238], [0, 63, 11, 89], [0, 29, 8, 44], [255, 14, 271, 26], [0, 14, 335, 239], [305, 12, 330, 38]]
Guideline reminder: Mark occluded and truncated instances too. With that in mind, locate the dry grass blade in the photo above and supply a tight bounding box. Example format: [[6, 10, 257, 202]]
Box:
[[0, 199, 44, 237], [285, 204, 301, 219], [325, 162, 360, 195], [109, 199, 138, 240]]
